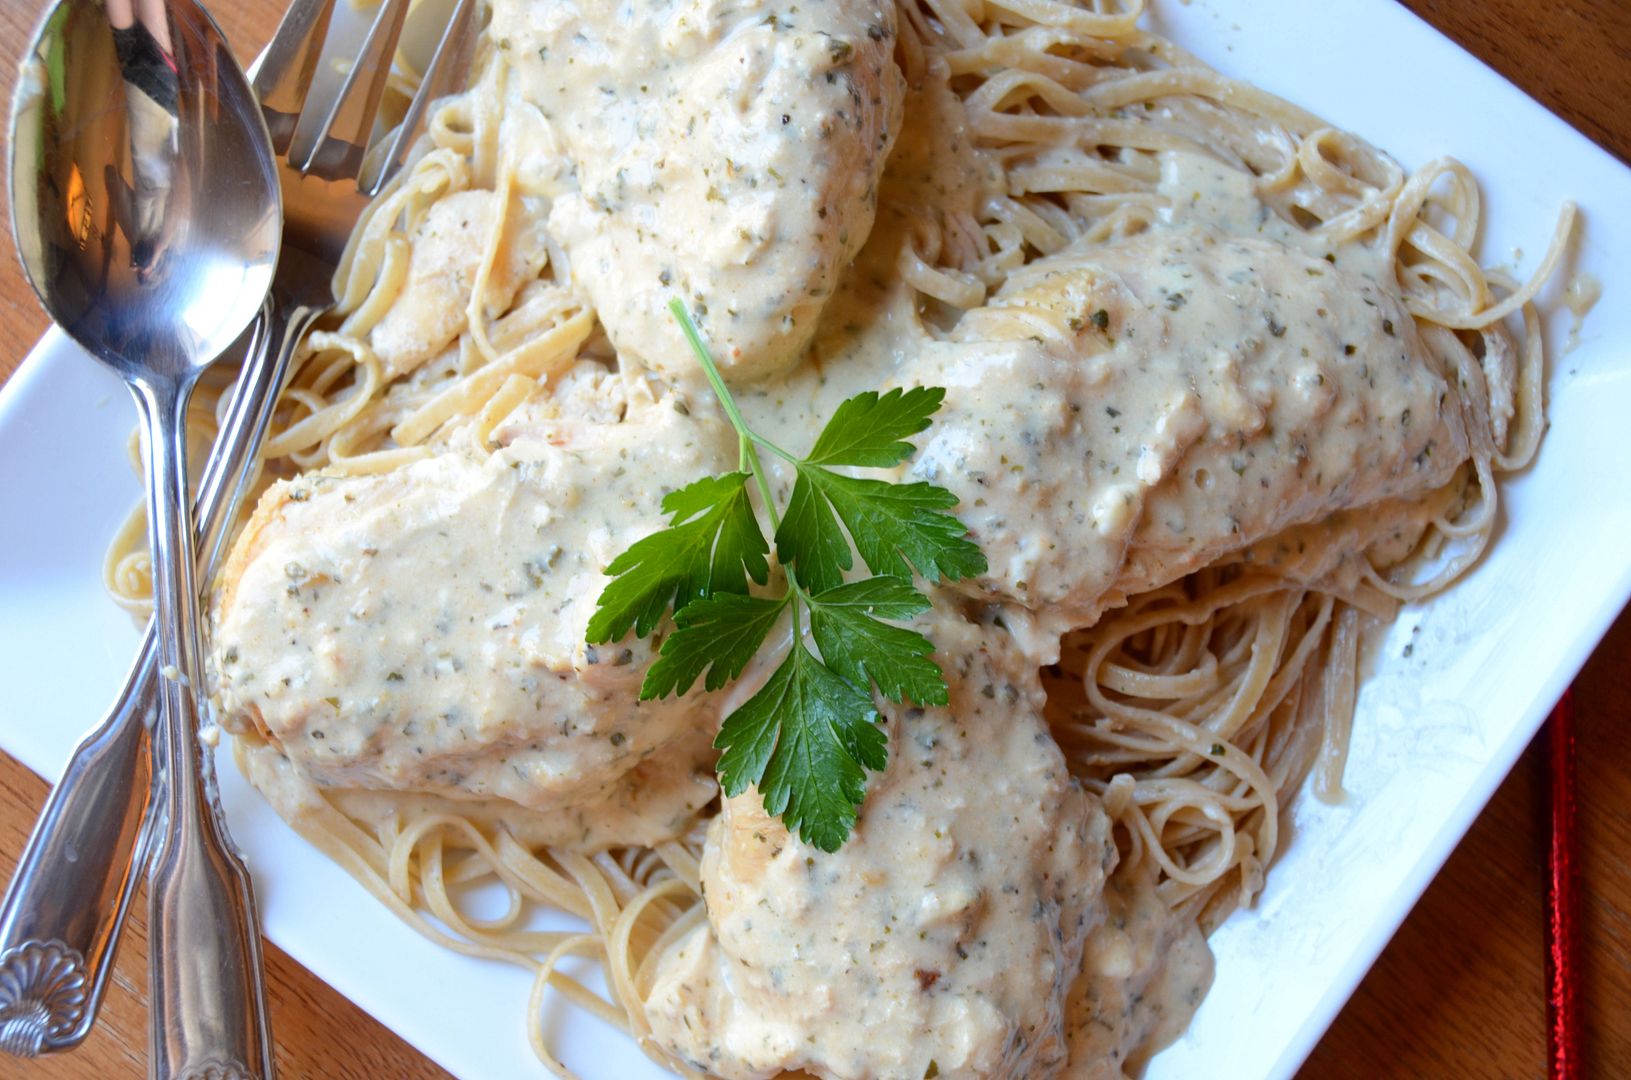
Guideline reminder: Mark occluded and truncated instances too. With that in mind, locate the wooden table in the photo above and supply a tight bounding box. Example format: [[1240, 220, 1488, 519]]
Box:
[[0, 2, 1626, 1077]]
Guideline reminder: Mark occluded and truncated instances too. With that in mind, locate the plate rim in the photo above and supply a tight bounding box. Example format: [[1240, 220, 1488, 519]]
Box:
[[2, 0, 1630, 1076]]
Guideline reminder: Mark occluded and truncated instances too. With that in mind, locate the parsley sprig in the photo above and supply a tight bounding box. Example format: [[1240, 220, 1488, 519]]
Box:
[[585, 301, 986, 851]]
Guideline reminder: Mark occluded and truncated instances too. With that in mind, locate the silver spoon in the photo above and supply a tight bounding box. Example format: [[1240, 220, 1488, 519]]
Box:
[[9, 1, 278, 1077]]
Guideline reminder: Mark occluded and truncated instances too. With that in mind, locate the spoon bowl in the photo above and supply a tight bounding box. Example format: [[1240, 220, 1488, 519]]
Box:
[[10, 0, 279, 374]]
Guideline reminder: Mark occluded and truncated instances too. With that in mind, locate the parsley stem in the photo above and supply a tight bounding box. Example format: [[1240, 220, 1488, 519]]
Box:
[[753, 439, 803, 466], [789, 582, 804, 643], [739, 434, 783, 533], [671, 300, 752, 438], [668, 302, 817, 644], [744, 440, 782, 534], [671, 300, 785, 532]]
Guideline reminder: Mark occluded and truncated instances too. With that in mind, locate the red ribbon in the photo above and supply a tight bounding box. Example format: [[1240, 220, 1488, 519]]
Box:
[[1546, 690, 1580, 1079]]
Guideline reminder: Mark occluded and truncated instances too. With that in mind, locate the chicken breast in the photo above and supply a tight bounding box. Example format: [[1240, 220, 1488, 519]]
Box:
[[495, 0, 905, 383], [644, 610, 1117, 1079], [368, 189, 549, 378], [903, 226, 1469, 627], [209, 369, 734, 820]]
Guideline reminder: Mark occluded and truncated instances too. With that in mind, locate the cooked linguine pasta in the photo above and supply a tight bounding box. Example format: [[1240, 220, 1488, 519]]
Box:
[[105, 0, 1569, 1075]]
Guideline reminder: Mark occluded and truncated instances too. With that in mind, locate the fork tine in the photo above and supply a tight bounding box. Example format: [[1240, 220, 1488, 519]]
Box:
[[250, 0, 338, 155], [293, 0, 413, 181], [359, 0, 480, 197]]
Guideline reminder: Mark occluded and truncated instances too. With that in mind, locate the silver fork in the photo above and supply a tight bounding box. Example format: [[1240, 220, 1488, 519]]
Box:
[[0, 0, 477, 1067], [254, 0, 480, 336]]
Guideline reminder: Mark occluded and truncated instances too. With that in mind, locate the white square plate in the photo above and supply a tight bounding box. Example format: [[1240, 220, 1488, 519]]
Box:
[[2, 1, 1628, 1077]]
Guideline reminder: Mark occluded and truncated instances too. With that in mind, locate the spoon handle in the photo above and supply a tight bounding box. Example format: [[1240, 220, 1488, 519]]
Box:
[[0, 639, 155, 1057], [136, 368, 272, 1080], [0, 309, 281, 1059]]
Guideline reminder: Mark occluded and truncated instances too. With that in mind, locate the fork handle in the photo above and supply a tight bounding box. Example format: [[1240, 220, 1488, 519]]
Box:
[[0, 307, 279, 1058]]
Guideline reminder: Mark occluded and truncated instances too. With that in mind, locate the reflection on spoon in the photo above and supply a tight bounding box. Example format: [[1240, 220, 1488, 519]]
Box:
[[106, 0, 177, 276]]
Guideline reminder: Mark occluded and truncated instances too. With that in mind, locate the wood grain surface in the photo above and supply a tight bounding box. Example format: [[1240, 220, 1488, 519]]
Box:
[[0, 2, 1626, 1077]]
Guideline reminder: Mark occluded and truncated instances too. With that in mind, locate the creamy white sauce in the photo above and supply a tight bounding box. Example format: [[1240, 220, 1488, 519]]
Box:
[[916, 224, 1465, 630], [206, 16, 1492, 1078], [237, 724, 717, 851], [495, 0, 904, 383], [370, 188, 548, 378], [646, 609, 1117, 1080], [213, 369, 732, 827], [1063, 867, 1213, 1079]]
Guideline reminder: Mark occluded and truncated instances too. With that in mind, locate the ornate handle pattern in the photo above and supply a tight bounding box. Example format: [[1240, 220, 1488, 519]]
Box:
[[0, 304, 282, 1059], [0, 941, 88, 1057]]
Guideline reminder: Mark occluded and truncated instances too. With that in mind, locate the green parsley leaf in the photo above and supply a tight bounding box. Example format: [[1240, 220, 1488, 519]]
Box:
[[641, 592, 786, 699], [777, 468, 987, 592], [806, 578, 945, 706], [715, 640, 886, 852], [775, 463, 854, 594], [586, 472, 769, 643], [590, 303, 993, 851], [804, 386, 946, 468]]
